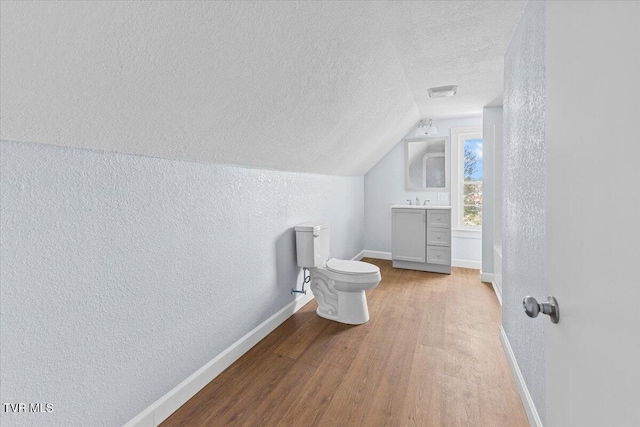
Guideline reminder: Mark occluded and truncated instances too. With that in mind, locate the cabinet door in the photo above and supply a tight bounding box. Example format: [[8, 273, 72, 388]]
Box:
[[392, 209, 426, 263]]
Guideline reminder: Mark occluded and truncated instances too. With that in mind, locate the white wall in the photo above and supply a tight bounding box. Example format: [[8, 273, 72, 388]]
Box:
[[0, 140, 364, 427], [481, 106, 503, 276], [364, 117, 482, 267], [502, 0, 547, 423]]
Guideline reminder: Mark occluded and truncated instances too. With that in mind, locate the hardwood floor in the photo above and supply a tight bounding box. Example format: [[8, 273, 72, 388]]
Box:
[[161, 260, 528, 427]]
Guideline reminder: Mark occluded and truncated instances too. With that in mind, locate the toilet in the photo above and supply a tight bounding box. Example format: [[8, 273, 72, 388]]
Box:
[[295, 222, 381, 325]]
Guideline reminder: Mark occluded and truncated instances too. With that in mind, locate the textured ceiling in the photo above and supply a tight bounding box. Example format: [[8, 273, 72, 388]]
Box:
[[0, 1, 525, 175]]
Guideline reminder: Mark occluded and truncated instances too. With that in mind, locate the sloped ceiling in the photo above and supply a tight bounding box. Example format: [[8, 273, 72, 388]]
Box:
[[0, 1, 525, 175]]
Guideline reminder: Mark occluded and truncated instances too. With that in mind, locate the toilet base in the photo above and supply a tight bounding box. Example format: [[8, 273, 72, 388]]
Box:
[[316, 290, 370, 325]]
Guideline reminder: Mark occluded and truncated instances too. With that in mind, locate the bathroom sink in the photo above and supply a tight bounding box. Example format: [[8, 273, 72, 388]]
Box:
[[391, 204, 452, 209]]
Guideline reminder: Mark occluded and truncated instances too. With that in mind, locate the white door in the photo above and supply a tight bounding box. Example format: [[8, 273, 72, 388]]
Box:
[[545, 2, 640, 425]]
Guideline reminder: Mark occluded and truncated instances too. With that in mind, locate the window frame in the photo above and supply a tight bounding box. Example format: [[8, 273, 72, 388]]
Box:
[[450, 126, 483, 235]]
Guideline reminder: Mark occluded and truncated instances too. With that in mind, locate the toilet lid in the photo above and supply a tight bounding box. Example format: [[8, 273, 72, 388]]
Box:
[[326, 259, 379, 275]]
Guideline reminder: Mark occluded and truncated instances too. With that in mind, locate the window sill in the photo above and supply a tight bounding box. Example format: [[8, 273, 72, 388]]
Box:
[[452, 228, 482, 239]]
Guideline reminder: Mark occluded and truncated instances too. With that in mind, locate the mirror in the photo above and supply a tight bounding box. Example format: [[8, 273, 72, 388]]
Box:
[[405, 137, 450, 191]]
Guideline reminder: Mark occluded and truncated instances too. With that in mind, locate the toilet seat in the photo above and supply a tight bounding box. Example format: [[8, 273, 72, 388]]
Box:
[[320, 258, 381, 288], [326, 258, 379, 275]]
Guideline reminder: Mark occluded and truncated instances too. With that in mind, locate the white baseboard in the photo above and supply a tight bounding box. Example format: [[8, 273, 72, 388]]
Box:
[[480, 271, 494, 283], [352, 250, 365, 261], [480, 271, 501, 306], [493, 247, 503, 307], [500, 326, 543, 427], [123, 292, 315, 427], [363, 250, 392, 260], [491, 281, 502, 306], [451, 258, 481, 269]]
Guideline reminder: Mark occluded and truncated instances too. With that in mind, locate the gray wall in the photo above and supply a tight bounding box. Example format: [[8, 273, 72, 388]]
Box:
[[502, 0, 546, 423], [0, 140, 364, 427], [364, 117, 482, 264], [481, 106, 503, 275]]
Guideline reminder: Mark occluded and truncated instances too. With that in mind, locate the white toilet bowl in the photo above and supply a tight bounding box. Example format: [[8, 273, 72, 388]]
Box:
[[309, 258, 381, 325]]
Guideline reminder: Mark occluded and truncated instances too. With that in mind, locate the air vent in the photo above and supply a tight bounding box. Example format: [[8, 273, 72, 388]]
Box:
[[428, 85, 458, 98]]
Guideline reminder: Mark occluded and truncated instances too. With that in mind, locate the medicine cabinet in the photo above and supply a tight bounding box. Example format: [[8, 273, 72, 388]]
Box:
[[405, 137, 450, 191]]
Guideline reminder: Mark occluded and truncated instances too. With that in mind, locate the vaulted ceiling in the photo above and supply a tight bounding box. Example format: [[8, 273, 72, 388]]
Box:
[[0, 1, 525, 175]]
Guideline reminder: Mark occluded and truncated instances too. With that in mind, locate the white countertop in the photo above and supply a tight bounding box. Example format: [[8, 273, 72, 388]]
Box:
[[391, 204, 451, 209]]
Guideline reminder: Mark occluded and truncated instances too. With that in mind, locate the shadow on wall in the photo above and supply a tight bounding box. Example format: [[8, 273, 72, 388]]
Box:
[[275, 228, 301, 296]]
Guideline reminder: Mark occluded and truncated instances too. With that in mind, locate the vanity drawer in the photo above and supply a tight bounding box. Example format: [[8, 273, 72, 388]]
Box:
[[427, 210, 451, 228], [427, 246, 451, 265], [427, 228, 451, 246]]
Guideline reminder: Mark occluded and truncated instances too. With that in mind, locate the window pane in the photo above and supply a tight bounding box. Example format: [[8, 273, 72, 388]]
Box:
[[463, 182, 482, 226], [463, 206, 482, 227], [463, 182, 482, 207], [463, 138, 483, 182]]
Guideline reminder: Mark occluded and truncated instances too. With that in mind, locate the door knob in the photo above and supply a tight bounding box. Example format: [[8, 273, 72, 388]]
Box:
[[523, 295, 560, 324]]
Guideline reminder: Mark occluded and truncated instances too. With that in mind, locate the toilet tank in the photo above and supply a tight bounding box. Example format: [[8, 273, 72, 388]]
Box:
[[294, 222, 330, 268]]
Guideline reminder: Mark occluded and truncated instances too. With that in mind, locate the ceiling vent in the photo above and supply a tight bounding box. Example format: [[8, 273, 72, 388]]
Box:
[[428, 85, 458, 98]]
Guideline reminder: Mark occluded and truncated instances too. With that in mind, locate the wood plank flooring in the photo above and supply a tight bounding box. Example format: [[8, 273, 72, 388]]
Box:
[[161, 260, 528, 427]]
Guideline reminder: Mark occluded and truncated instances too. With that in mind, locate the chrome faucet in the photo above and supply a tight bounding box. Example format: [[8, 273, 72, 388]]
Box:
[[406, 199, 412, 205], [423, 200, 430, 205]]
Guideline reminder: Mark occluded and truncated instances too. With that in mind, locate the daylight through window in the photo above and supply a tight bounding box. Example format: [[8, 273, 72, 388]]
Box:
[[462, 138, 483, 227]]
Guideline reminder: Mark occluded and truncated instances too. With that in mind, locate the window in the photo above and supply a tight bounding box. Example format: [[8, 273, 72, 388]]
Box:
[[450, 126, 482, 232], [462, 137, 483, 227]]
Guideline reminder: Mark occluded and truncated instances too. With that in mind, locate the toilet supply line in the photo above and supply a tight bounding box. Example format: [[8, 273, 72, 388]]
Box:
[[291, 268, 310, 295]]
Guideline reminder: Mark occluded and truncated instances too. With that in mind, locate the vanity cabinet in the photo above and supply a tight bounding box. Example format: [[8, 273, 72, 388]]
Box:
[[392, 207, 451, 274]]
